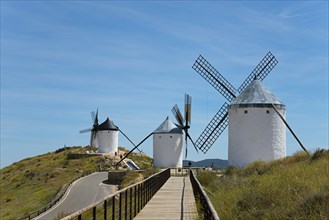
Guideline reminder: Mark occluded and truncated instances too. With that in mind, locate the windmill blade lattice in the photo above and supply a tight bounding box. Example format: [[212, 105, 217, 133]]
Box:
[[193, 51, 278, 154], [237, 52, 278, 93], [79, 128, 92, 133], [171, 94, 198, 158], [195, 102, 229, 153], [192, 55, 237, 102], [91, 111, 96, 123], [171, 104, 184, 126], [185, 94, 192, 125]]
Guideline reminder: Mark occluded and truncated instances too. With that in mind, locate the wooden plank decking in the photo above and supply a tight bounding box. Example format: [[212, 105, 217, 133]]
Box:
[[134, 176, 198, 220]]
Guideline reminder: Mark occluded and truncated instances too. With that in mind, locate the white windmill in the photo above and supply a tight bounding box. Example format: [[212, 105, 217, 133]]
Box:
[[80, 110, 118, 154], [192, 51, 309, 167], [228, 80, 286, 167], [115, 94, 198, 168], [152, 117, 183, 168], [97, 117, 119, 154]]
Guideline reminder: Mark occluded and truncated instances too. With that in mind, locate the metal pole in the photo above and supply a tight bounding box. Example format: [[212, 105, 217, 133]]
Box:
[[134, 185, 137, 217], [93, 206, 96, 220], [104, 199, 108, 220], [116, 133, 153, 167], [112, 197, 115, 220], [271, 104, 310, 156], [118, 128, 141, 153], [125, 191, 128, 220], [119, 193, 122, 220], [130, 188, 132, 220]]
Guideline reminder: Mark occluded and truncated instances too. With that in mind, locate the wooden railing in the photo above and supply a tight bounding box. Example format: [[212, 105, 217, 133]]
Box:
[[189, 169, 220, 220], [19, 167, 219, 220], [62, 168, 170, 220], [18, 169, 102, 220]]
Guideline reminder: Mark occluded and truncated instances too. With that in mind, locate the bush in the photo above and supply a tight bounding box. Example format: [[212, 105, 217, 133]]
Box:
[[311, 149, 329, 161], [197, 171, 218, 188], [121, 171, 143, 188], [288, 192, 329, 219], [197, 149, 329, 220], [224, 166, 239, 176], [242, 161, 270, 176], [55, 146, 71, 154]]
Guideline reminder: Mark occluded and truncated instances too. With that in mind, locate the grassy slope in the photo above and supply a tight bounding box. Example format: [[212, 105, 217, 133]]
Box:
[[197, 150, 329, 220], [0, 146, 152, 220]]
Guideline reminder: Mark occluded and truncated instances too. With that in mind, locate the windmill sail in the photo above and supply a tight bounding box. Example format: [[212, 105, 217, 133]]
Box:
[[171, 104, 184, 126], [171, 94, 198, 158], [237, 52, 278, 93], [192, 51, 278, 154], [192, 55, 237, 102], [185, 94, 192, 125], [195, 102, 229, 153]]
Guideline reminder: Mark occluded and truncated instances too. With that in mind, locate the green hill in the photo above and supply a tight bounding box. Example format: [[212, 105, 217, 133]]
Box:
[[197, 149, 329, 220], [0, 146, 152, 220]]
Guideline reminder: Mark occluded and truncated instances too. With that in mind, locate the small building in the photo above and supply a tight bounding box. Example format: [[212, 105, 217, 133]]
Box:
[[228, 80, 286, 167], [96, 117, 118, 154], [153, 117, 183, 168]]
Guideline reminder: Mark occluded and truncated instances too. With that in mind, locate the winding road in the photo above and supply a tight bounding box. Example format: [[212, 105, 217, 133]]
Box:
[[35, 172, 116, 220]]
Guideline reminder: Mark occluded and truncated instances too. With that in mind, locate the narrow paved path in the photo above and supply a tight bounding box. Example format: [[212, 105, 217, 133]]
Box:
[[134, 176, 198, 220], [35, 172, 116, 220]]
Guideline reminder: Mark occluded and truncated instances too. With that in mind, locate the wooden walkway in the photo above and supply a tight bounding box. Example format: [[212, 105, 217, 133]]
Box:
[[134, 176, 198, 220]]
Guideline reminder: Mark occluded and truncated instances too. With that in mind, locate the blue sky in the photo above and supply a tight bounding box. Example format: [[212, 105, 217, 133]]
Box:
[[1, 1, 328, 168]]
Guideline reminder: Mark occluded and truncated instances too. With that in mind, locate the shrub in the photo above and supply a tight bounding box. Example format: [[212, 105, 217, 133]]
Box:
[[55, 146, 71, 154], [311, 149, 329, 161], [196, 171, 218, 188], [198, 149, 329, 220], [121, 171, 142, 188], [283, 151, 309, 165], [288, 192, 329, 219], [242, 161, 270, 176], [224, 166, 239, 176]]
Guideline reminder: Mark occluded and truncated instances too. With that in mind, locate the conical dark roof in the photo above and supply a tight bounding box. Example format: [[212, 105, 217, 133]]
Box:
[[98, 117, 118, 131], [230, 80, 285, 108], [153, 117, 182, 134]]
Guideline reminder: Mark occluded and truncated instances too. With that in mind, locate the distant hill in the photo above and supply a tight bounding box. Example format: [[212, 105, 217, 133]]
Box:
[[183, 158, 228, 168]]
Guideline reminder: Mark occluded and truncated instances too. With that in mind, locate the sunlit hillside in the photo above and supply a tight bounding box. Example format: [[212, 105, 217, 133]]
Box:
[[197, 149, 329, 220], [0, 146, 152, 220]]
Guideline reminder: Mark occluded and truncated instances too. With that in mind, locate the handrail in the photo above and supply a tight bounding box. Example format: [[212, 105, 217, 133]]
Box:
[[63, 168, 171, 219], [189, 169, 220, 220], [17, 169, 104, 220]]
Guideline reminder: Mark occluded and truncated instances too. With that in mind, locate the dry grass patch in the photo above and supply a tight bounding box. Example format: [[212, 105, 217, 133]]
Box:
[[197, 149, 329, 220]]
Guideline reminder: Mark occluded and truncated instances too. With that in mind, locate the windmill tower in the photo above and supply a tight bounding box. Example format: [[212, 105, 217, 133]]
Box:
[[228, 80, 286, 167], [115, 94, 197, 168], [97, 117, 119, 154], [153, 94, 197, 168], [153, 117, 183, 168], [192, 51, 287, 166], [80, 110, 119, 154]]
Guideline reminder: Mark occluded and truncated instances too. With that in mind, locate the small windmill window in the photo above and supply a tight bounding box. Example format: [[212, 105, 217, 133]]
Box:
[[266, 110, 270, 114], [159, 136, 161, 139], [244, 110, 248, 114], [170, 136, 172, 138]]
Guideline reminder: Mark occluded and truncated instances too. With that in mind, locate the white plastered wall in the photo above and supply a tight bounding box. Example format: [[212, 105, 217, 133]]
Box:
[[91, 135, 99, 148], [228, 106, 286, 167], [153, 133, 183, 168], [97, 130, 118, 154]]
